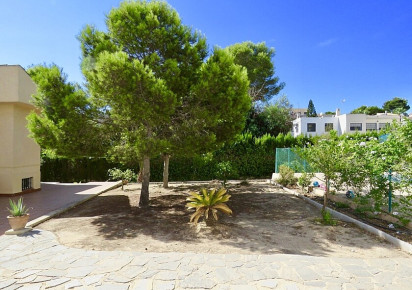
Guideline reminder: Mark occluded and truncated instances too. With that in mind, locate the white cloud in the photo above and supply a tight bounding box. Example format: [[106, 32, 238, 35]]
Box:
[[317, 38, 338, 47]]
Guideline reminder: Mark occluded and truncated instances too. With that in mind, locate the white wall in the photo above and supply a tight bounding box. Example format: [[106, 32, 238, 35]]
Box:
[[292, 116, 338, 137], [293, 113, 401, 137]]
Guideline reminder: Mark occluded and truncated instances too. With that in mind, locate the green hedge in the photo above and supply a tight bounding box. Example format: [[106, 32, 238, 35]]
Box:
[[41, 157, 117, 182], [41, 132, 312, 182]]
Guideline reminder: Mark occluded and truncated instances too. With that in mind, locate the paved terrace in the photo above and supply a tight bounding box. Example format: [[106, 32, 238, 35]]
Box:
[[0, 182, 411, 289], [0, 182, 120, 235], [1, 230, 411, 289]]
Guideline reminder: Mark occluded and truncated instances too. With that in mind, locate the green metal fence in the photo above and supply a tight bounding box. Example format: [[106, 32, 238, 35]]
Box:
[[275, 148, 308, 173]]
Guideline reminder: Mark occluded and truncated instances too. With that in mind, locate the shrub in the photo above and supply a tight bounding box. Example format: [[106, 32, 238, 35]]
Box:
[[298, 172, 313, 192], [276, 165, 297, 187], [107, 168, 136, 190], [186, 188, 232, 225], [216, 161, 238, 187], [321, 210, 338, 226]]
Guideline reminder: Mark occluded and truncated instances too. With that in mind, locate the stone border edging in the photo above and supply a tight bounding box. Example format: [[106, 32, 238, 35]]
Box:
[[27, 181, 122, 228], [281, 186, 412, 255]]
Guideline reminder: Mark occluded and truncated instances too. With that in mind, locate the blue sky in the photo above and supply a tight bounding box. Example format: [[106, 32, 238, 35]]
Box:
[[1, 0, 411, 114]]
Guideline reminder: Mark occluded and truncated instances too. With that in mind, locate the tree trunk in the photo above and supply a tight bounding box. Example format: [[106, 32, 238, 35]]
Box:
[[163, 153, 170, 188], [137, 160, 143, 183], [139, 155, 150, 207], [323, 177, 329, 212]]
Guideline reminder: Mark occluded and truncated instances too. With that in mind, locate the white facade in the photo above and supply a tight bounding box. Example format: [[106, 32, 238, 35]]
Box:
[[292, 111, 402, 137]]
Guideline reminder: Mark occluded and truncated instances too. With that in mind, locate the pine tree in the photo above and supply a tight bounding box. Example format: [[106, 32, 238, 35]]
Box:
[[79, 1, 250, 205], [307, 99, 317, 117]]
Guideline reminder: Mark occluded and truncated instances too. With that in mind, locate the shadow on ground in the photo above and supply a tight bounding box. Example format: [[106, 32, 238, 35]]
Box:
[[36, 182, 403, 257]]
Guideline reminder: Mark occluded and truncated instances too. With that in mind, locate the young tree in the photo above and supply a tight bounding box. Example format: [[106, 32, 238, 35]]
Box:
[[226, 41, 284, 103], [27, 64, 106, 158], [383, 97, 410, 114], [307, 99, 317, 117], [295, 131, 343, 211]]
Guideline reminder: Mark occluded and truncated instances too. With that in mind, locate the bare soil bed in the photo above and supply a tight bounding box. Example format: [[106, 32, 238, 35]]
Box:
[[308, 194, 412, 243], [38, 180, 410, 258]]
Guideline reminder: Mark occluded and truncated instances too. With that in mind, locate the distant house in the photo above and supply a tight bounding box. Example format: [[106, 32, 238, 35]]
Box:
[[0, 65, 41, 195], [292, 109, 402, 137], [291, 108, 308, 119]]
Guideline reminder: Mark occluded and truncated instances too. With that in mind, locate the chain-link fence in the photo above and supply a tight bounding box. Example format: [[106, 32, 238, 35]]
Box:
[[275, 148, 309, 173]]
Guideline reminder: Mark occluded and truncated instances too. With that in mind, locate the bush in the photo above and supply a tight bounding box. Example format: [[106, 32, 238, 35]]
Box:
[[108, 168, 136, 190], [298, 172, 313, 192], [276, 165, 297, 187], [216, 161, 238, 187]]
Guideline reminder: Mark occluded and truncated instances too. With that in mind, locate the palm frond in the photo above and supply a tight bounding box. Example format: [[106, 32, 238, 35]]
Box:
[[213, 203, 233, 215]]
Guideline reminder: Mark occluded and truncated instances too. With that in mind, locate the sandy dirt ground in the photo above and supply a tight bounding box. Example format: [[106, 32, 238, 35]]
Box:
[[38, 180, 410, 258]]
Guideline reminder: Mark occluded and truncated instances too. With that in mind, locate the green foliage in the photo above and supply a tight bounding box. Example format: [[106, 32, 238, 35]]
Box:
[[80, 1, 251, 200], [8, 198, 29, 217], [334, 202, 350, 209], [216, 161, 238, 187], [226, 41, 284, 103], [276, 165, 297, 187], [27, 64, 106, 158], [307, 99, 317, 117], [383, 97, 410, 114], [107, 168, 136, 182], [350, 97, 410, 115], [351, 105, 384, 115], [41, 155, 116, 183], [320, 210, 338, 226], [398, 216, 410, 227], [189, 47, 251, 148], [296, 123, 411, 222], [40, 133, 316, 183], [245, 95, 293, 137], [186, 188, 232, 224], [108, 167, 136, 190], [295, 131, 343, 210], [298, 172, 313, 191]]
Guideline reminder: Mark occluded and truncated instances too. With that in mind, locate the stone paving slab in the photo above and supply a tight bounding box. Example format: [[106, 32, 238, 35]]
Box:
[[0, 230, 411, 289]]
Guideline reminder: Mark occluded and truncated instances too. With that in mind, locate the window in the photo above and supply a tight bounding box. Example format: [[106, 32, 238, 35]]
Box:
[[22, 177, 33, 191], [350, 123, 362, 131], [366, 123, 377, 131], [307, 123, 316, 132], [325, 123, 333, 132], [379, 123, 388, 130]]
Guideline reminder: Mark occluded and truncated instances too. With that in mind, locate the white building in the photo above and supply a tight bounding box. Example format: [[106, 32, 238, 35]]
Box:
[[292, 109, 402, 137]]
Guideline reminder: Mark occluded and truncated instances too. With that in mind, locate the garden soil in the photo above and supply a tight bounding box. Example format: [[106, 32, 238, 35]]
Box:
[[37, 180, 410, 258]]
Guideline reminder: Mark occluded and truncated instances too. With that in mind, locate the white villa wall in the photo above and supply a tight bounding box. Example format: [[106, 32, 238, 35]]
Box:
[[293, 111, 401, 137], [292, 116, 338, 137], [338, 114, 400, 135]]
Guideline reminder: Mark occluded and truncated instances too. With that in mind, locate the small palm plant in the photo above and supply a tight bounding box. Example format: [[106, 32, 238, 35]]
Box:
[[8, 197, 29, 217], [186, 188, 233, 225]]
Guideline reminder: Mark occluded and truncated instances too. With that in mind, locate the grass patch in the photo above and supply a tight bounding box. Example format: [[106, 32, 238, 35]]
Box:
[[334, 201, 350, 209]]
